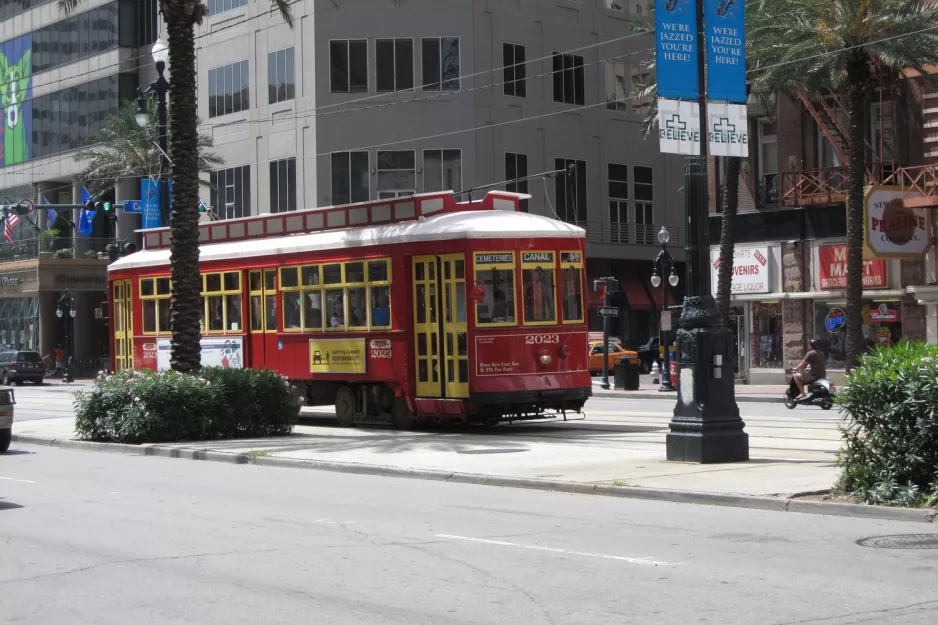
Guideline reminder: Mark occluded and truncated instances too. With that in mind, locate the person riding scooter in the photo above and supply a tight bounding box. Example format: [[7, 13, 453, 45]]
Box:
[[793, 339, 826, 400]]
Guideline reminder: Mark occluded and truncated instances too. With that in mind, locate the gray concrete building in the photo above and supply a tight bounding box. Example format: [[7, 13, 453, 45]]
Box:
[[192, 0, 687, 345]]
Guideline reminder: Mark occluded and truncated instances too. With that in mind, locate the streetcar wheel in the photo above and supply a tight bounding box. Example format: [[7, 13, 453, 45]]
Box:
[[483, 417, 501, 427], [392, 397, 418, 430], [335, 387, 357, 427]]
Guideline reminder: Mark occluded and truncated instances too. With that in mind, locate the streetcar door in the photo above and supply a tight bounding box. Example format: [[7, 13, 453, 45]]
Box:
[[248, 269, 278, 369], [112, 279, 133, 372], [413, 254, 469, 399]]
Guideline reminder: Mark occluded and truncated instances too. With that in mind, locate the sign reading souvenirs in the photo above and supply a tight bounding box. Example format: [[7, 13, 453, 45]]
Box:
[[658, 98, 702, 156], [707, 102, 749, 157], [865, 186, 930, 258], [475, 253, 513, 265], [818, 244, 887, 290], [704, 0, 747, 103], [521, 252, 553, 263], [709, 245, 770, 294], [655, 0, 700, 100]]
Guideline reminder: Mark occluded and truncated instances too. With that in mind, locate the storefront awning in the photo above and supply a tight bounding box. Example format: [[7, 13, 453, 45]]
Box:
[[728, 290, 904, 302], [621, 274, 655, 311]]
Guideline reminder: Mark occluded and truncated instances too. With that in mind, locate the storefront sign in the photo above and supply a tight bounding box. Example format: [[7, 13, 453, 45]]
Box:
[[707, 102, 749, 157], [866, 302, 900, 323], [157, 337, 243, 372], [704, 0, 747, 103], [655, 0, 700, 100], [710, 245, 770, 294], [309, 338, 366, 374], [818, 245, 887, 290], [825, 308, 846, 333], [658, 98, 702, 156], [0, 268, 38, 294], [865, 186, 930, 258]]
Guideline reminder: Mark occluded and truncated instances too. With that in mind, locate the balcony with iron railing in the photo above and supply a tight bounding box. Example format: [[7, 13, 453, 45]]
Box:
[[780, 163, 893, 207], [576, 222, 687, 247], [0, 238, 114, 263]]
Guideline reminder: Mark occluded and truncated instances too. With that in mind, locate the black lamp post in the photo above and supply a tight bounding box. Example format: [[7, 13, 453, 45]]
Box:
[[136, 39, 171, 227], [56, 290, 76, 384], [651, 226, 679, 392]]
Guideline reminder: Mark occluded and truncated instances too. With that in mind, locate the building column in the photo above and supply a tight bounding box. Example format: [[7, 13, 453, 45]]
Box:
[[114, 177, 141, 248], [782, 241, 807, 365], [926, 305, 938, 345]]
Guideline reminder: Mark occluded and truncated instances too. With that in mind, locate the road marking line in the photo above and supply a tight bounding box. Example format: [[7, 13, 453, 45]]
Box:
[[0, 477, 35, 483], [435, 534, 679, 566]]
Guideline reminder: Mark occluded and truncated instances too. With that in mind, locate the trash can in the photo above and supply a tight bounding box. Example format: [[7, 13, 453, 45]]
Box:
[[0, 385, 15, 453], [613, 357, 641, 391]]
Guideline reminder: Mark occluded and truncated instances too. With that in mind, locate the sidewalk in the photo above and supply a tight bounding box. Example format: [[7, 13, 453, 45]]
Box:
[[593, 380, 787, 402]]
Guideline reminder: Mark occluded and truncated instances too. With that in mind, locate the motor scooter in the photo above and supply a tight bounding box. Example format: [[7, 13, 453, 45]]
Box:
[[784, 366, 836, 410]]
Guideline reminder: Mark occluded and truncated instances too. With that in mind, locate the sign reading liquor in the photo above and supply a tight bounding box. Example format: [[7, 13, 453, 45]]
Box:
[[658, 98, 702, 156], [655, 0, 700, 100], [710, 245, 770, 294], [818, 244, 887, 291], [704, 0, 747, 103], [865, 185, 930, 258], [707, 101, 749, 157]]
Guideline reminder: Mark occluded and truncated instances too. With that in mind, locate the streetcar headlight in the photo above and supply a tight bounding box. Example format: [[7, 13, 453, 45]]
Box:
[[539, 352, 552, 366]]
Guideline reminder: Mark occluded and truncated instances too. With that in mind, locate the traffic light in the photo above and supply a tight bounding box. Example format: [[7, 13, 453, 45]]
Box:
[[10, 202, 33, 216], [198, 200, 207, 213], [107, 240, 138, 262]]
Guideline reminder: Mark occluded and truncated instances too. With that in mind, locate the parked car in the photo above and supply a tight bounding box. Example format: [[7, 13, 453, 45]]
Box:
[[0, 386, 14, 452], [637, 337, 661, 374], [0, 351, 45, 385], [588, 340, 640, 375]]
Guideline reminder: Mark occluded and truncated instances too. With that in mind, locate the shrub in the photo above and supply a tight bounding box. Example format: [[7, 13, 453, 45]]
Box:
[[74, 367, 297, 444], [836, 341, 938, 508], [53, 248, 74, 259]]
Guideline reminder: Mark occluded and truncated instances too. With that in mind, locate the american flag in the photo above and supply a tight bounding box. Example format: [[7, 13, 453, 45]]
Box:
[[3, 212, 19, 243]]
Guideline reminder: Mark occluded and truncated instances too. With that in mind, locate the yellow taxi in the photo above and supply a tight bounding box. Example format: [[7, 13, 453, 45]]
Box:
[[588, 340, 640, 375]]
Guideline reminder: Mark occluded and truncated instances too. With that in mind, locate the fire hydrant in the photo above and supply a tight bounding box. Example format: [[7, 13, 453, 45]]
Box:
[[650, 361, 660, 385]]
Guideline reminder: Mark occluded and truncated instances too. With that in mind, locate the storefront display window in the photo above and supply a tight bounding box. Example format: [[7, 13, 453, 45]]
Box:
[[813, 300, 902, 369], [750, 301, 783, 369], [0, 297, 39, 351]]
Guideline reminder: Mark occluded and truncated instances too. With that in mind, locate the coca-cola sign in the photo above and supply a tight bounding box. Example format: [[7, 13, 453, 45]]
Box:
[[710, 246, 770, 294]]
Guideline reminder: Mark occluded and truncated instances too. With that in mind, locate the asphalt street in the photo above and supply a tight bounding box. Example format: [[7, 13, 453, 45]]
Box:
[[1, 446, 937, 624]]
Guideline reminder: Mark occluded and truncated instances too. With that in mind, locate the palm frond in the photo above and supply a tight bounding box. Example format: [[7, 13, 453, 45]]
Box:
[[56, 0, 82, 15]]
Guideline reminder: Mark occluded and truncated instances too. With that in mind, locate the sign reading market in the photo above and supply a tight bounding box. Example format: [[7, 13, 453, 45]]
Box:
[[818, 245, 887, 290], [865, 185, 930, 258]]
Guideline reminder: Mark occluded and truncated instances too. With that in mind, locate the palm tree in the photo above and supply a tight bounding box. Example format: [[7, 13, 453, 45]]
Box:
[[75, 99, 222, 196], [59, 0, 405, 372], [748, 0, 938, 369]]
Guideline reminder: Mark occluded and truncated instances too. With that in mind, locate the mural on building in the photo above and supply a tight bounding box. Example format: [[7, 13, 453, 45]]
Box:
[[0, 34, 32, 167]]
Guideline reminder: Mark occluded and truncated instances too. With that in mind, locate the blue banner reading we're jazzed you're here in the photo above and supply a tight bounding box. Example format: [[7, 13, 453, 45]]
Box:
[[705, 0, 746, 103], [655, 0, 700, 100]]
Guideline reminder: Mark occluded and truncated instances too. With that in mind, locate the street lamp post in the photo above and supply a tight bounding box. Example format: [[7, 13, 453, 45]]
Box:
[[56, 290, 76, 384], [136, 39, 171, 227], [651, 226, 679, 392]]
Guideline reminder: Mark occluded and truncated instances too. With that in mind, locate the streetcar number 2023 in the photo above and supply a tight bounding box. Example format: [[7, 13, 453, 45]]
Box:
[[525, 335, 560, 345]]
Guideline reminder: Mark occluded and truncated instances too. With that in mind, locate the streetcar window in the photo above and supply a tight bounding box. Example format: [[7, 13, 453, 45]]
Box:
[[521, 252, 557, 325], [250, 270, 262, 292], [326, 290, 345, 328], [474, 252, 516, 326], [560, 251, 585, 324], [280, 267, 299, 289], [143, 301, 156, 333], [324, 264, 342, 285], [158, 301, 170, 333], [283, 292, 302, 330], [304, 290, 323, 331], [346, 262, 365, 284], [302, 266, 320, 285], [249, 270, 263, 333], [140, 277, 171, 335], [371, 286, 391, 328], [348, 287, 367, 327], [264, 269, 276, 291], [368, 260, 388, 282], [201, 271, 243, 333], [140, 279, 154, 297]]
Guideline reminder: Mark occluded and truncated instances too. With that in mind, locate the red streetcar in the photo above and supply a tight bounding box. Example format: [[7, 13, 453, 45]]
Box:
[[108, 191, 591, 427]]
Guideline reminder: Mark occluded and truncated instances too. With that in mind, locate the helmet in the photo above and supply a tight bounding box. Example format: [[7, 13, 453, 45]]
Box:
[[809, 339, 819, 349]]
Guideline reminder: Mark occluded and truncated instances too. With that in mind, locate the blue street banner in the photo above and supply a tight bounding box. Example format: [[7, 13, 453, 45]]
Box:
[[81, 186, 91, 204], [705, 0, 747, 103], [140, 178, 163, 229], [655, 0, 700, 100]]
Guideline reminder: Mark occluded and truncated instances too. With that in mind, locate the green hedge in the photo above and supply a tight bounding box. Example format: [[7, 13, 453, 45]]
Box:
[[836, 341, 938, 508], [74, 368, 297, 444]]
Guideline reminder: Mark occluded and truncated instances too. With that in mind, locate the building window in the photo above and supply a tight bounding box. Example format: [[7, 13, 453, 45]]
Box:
[[377, 150, 416, 198], [606, 61, 627, 111], [330, 39, 368, 93], [554, 158, 587, 223], [30, 3, 119, 74], [422, 37, 460, 91], [376, 38, 414, 92], [268, 47, 295, 104], [505, 152, 529, 212], [208, 59, 250, 118], [503, 42, 526, 97], [331, 151, 370, 205], [758, 119, 779, 206], [813, 300, 902, 370], [140, 277, 171, 335], [207, 0, 246, 17], [269, 157, 297, 213], [423, 149, 462, 193], [634, 165, 653, 244], [210, 165, 251, 220], [608, 164, 628, 243], [631, 65, 653, 115], [552, 52, 585, 105], [750, 301, 784, 369]]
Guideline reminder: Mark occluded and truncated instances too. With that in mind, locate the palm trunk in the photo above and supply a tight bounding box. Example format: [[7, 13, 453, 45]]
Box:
[[716, 156, 741, 326], [164, 6, 207, 372], [844, 55, 868, 372]]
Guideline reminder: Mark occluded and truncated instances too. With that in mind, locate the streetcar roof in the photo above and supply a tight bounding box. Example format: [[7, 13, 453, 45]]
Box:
[[109, 209, 584, 272]]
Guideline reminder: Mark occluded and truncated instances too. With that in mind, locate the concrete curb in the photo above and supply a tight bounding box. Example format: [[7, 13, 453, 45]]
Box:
[[11, 433, 935, 524], [591, 389, 780, 404]]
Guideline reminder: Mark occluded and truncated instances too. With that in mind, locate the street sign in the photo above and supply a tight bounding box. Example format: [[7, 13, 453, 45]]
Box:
[[661, 310, 673, 332], [122, 200, 143, 214], [598, 307, 619, 317]]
